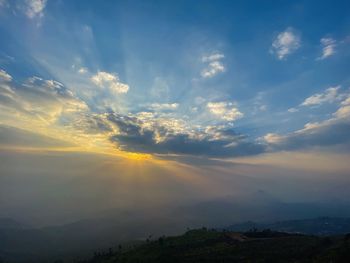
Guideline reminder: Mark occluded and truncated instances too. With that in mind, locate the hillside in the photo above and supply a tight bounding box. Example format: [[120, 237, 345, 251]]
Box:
[[79, 229, 350, 263]]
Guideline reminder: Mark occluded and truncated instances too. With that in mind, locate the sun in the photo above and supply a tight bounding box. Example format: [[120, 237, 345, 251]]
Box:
[[123, 152, 153, 161]]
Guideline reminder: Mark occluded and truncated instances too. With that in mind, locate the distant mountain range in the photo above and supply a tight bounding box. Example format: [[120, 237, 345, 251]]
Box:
[[1, 216, 350, 262], [224, 217, 350, 236], [2, 192, 350, 262]]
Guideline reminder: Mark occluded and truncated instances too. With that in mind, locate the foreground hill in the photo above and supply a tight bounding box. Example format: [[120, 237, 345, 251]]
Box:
[[80, 229, 350, 263]]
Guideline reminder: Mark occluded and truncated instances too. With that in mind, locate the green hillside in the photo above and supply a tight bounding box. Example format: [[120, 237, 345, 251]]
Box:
[[78, 229, 350, 263]]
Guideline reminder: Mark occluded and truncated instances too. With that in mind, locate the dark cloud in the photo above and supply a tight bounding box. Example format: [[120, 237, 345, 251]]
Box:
[[107, 107, 350, 157], [268, 119, 350, 152], [108, 113, 265, 157], [71, 114, 113, 134], [107, 114, 142, 135]]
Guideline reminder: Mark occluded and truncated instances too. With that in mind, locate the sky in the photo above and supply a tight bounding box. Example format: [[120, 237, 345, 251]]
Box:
[[0, 0, 350, 227]]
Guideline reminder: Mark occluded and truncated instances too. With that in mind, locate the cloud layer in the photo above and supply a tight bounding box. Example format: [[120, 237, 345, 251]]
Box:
[[1, 65, 349, 160], [0, 69, 265, 158]]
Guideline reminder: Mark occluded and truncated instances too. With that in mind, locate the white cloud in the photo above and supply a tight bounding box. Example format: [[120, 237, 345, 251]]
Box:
[[334, 95, 350, 119], [301, 86, 341, 106], [263, 133, 283, 144], [341, 96, 350, 106], [202, 53, 225, 62], [288, 107, 298, 113], [23, 0, 47, 19], [259, 105, 267, 111], [149, 103, 179, 111], [201, 52, 225, 78], [0, 69, 12, 82], [334, 105, 350, 119], [271, 28, 301, 60], [91, 71, 129, 94], [207, 101, 243, 121], [78, 67, 88, 74], [318, 37, 336, 60]]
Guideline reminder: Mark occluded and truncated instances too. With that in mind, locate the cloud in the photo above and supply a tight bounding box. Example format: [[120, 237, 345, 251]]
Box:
[[78, 67, 88, 74], [334, 96, 350, 119], [108, 113, 264, 157], [287, 107, 298, 113], [265, 121, 350, 151], [286, 85, 348, 114], [202, 53, 225, 62], [70, 113, 113, 135], [340, 96, 350, 106], [149, 103, 179, 111], [0, 75, 87, 126], [22, 76, 88, 113], [0, 69, 12, 82], [23, 0, 47, 19], [264, 133, 283, 144], [265, 96, 350, 151], [318, 37, 336, 60], [201, 52, 225, 78], [301, 86, 341, 106], [91, 71, 129, 94], [271, 28, 301, 60], [119, 112, 189, 142], [207, 101, 243, 121]]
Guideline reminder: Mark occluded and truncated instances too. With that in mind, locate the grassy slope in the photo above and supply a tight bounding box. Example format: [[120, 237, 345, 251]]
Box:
[[81, 229, 350, 263]]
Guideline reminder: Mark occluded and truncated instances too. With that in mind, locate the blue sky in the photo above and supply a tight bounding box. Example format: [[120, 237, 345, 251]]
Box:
[[0, 0, 350, 157]]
